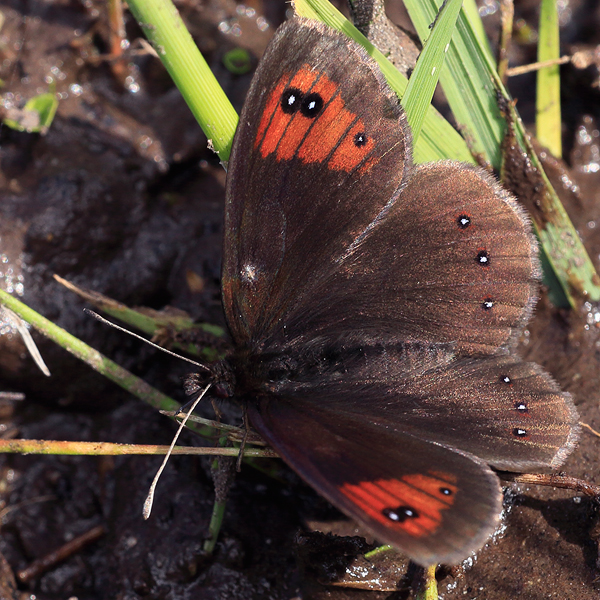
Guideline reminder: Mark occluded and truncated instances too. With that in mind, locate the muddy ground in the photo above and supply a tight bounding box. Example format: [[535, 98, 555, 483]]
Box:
[[1, 0, 600, 598]]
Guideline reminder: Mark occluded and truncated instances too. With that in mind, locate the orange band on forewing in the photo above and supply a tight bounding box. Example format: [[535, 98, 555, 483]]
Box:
[[298, 94, 354, 163], [276, 71, 338, 161], [339, 472, 458, 538], [255, 78, 289, 151], [255, 67, 376, 174], [259, 69, 318, 158], [329, 121, 375, 172]]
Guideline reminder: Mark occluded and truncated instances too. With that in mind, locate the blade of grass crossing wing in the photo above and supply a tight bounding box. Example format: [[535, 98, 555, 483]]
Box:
[[294, 0, 475, 163], [536, 0, 562, 158], [402, 0, 463, 143], [404, 0, 600, 305], [403, 0, 505, 167]]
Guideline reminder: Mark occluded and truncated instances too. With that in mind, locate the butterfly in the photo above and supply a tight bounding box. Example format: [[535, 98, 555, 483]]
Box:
[[210, 16, 579, 566]]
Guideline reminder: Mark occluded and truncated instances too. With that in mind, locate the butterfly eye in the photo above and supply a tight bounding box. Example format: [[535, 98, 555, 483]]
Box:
[[300, 92, 323, 118], [353, 132, 368, 147], [281, 88, 303, 114]]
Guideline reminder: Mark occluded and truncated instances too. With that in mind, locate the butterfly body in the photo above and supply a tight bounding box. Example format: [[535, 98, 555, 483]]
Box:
[[214, 17, 579, 566]]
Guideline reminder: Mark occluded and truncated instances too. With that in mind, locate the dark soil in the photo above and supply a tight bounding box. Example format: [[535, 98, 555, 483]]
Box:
[[1, 0, 600, 598]]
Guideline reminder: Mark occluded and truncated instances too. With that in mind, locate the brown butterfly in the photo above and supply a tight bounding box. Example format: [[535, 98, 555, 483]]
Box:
[[206, 17, 579, 566]]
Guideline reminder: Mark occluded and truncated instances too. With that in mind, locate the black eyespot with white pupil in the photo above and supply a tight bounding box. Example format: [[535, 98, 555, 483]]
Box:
[[383, 505, 419, 522], [354, 132, 367, 147], [300, 92, 323, 118], [281, 88, 303, 114], [482, 297, 494, 310], [440, 487, 453, 496], [515, 401, 528, 412], [457, 214, 471, 229], [513, 428, 528, 437], [500, 375, 512, 385], [476, 250, 490, 266]]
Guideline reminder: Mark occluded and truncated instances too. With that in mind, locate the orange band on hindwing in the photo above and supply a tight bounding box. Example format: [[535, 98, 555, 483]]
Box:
[[339, 472, 458, 538], [254, 67, 377, 173]]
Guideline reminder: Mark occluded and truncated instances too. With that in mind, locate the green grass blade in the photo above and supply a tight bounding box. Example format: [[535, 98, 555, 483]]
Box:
[[537, 0, 562, 158], [0, 288, 178, 411], [404, 0, 505, 168], [402, 0, 600, 305], [126, 0, 238, 162], [402, 0, 463, 142], [54, 275, 224, 361]]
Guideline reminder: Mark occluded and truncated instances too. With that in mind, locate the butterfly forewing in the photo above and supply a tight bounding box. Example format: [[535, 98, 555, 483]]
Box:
[[222, 18, 411, 346]]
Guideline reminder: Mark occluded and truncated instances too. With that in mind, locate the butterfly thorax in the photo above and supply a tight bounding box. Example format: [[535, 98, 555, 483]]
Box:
[[225, 340, 457, 401]]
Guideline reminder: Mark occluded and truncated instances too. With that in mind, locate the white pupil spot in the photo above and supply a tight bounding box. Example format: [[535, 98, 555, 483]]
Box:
[[307, 100, 316, 110], [242, 263, 258, 283], [503, 376, 511, 383], [287, 94, 296, 106], [460, 218, 469, 226], [479, 255, 488, 263], [517, 403, 527, 411]]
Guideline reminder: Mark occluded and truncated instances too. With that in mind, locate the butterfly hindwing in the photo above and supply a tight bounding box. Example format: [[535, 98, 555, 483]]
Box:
[[243, 342, 577, 564], [278, 161, 540, 355], [248, 395, 503, 567], [268, 343, 578, 472]]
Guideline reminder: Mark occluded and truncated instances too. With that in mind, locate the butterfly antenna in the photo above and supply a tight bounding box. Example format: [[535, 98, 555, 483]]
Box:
[[143, 382, 212, 519], [84, 308, 210, 372]]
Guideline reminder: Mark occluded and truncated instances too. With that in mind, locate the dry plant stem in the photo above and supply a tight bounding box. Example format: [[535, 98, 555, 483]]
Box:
[[0, 306, 50, 376], [17, 525, 106, 583], [497, 0, 514, 84], [0, 495, 55, 521], [581, 421, 600, 437], [0, 439, 278, 458], [506, 55, 571, 77], [501, 473, 600, 497], [108, 0, 126, 57], [163, 410, 266, 445], [0, 392, 25, 401]]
